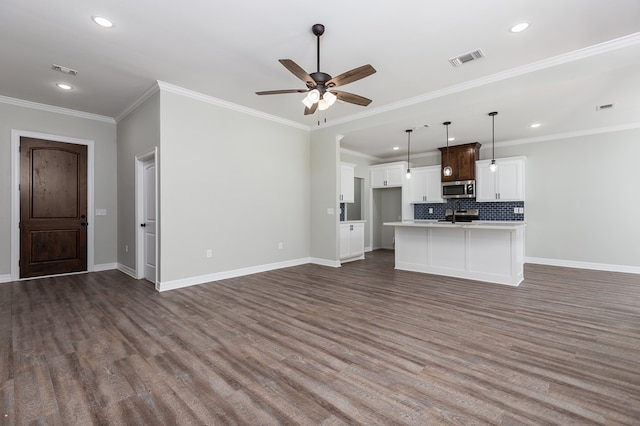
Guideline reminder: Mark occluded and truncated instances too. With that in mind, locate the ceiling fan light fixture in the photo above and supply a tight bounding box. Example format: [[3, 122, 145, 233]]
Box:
[[317, 98, 329, 111], [323, 90, 337, 106]]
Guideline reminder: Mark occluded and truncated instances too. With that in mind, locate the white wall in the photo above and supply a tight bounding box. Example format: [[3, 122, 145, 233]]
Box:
[[497, 128, 640, 269], [116, 90, 160, 273], [158, 89, 311, 284], [0, 101, 117, 279]]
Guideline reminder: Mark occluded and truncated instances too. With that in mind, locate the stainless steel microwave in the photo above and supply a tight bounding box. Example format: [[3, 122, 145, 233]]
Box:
[[442, 180, 475, 199]]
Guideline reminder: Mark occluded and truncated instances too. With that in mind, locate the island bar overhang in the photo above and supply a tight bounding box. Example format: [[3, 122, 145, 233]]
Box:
[[384, 221, 526, 286]]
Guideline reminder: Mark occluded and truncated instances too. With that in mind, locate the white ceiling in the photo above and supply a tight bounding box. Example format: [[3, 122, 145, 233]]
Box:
[[1, 0, 639, 159]]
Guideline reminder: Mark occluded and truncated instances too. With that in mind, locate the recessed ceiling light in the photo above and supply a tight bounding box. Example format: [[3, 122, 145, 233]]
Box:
[[92, 16, 114, 28], [529, 123, 541, 128], [56, 83, 72, 90], [510, 22, 530, 33], [393, 146, 400, 151]]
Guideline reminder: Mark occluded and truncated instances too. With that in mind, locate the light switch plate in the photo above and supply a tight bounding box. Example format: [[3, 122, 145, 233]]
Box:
[[326, 208, 334, 215], [96, 209, 107, 216]]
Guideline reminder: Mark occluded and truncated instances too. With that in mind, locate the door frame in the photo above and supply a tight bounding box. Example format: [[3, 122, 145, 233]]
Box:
[[135, 147, 159, 288], [11, 129, 95, 281]]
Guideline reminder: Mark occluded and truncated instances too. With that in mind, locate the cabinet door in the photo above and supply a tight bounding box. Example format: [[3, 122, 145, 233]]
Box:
[[339, 224, 351, 259], [386, 166, 404, 187], [408, 169, 428, 203], [475, 161, 498, 201], [370, 168, 387, 188], [424, 166, 443, 203], [476, 158, 525, 201], [340, 164, 355, 203], [496, 159, 524, 201], [349, 223, 365, 256]]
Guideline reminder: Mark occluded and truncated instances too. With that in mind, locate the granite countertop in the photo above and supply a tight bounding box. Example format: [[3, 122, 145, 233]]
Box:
[[383, 220, 526, 230]]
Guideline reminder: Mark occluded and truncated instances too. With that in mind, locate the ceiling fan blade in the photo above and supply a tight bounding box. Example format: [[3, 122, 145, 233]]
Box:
[[256, 89, 309, 95], [326, 64, 376, 88], [331, 90, 372, 106], [279, 59, 316, 87], [304, 103, 318, 115]]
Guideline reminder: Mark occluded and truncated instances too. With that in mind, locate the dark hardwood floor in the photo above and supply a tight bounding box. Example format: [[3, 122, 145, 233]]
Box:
[[1, 249, 639, 425]]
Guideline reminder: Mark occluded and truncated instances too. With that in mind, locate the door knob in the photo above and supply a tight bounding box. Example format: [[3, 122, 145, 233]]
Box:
[[140, 223, 146, 227]]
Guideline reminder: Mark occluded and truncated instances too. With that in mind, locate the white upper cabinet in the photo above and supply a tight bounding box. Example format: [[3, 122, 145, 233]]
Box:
[[476, 157, 525, 202], [408, 166, 444, 203], [340, 163, 355, 203], [370, 162, 406, 188]]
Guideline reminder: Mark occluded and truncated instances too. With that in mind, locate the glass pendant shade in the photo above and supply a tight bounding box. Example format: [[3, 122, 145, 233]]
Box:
[[405, 129, 412, 179], [323, 90, 337, 106], [301, 96, 314, 108], [443, 121, 453, 177], [317, 98, 329, 110], [489, 111, 498, 172], [302, 89, 321, 108]]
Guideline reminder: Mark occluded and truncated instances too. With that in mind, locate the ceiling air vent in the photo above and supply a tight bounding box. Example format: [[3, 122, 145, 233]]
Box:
[[51, 64, 78, 76], [596, 103, 615, 111], [448, 49, 485, 67]]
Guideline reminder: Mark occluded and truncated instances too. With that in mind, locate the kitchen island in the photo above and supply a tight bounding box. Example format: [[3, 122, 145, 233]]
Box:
[[383, 221, 526, 286]]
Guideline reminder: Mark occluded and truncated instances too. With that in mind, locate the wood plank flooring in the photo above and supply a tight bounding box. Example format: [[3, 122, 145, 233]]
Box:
[[1, 249, 639, 425]]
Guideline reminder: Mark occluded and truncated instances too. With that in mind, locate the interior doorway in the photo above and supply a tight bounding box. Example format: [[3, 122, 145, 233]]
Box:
[[135, 148, 158, 287]]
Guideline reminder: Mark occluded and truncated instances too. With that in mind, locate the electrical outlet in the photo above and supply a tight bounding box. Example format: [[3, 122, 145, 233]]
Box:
[[326, 208, 334, 215], [278, 242, 283, 249], [428, 208, 433, 214], [206, 249, 212, 258], [125, 245, 128, 253], [513, 207, 518, 214], [519, 207, 525, 214]]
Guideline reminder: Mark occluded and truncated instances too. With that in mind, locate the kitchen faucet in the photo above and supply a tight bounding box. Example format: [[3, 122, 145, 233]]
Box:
[[452, 200, 460, 224]]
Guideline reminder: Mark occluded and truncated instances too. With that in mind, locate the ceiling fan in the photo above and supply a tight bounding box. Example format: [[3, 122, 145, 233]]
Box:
[[256, 24, 376, 115]]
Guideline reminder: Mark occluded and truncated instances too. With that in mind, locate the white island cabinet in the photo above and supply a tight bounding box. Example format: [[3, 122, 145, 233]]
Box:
[[384, 221, 526, 286]]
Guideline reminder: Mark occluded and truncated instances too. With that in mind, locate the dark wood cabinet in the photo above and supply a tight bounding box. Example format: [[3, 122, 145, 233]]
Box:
[[438, 142, 481, 182]]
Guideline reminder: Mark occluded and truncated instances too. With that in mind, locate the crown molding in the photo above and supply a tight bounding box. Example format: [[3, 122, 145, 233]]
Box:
[[0, 95, 115, 124], [339, 147, 381, 161], [491, 122, 640, 148], [156, 81, 310, 131], [317, 32, 640, 130], [115, 83, 160, 122]]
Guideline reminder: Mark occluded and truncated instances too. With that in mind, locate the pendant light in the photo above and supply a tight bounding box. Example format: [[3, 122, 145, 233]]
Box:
[[488, 111, 498, 172], [443, 121, 453, 177], [405, 129, 412, 179]]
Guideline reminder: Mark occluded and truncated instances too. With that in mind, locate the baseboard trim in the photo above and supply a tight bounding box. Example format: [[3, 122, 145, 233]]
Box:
[[0, 274, 13, 284], [117, 263, 138, 279], [94, 263, 117, 272], [309, 257, 341, 268], [525, 257, 640, 275], [157, 257, 311, 292]]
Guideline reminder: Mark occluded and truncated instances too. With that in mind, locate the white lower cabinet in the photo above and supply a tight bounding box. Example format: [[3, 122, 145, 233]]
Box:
[[340, 222, 365, 262]]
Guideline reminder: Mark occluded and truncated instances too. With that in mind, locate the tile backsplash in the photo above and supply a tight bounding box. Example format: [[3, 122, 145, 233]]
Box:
[[414, 199, 525, 221]]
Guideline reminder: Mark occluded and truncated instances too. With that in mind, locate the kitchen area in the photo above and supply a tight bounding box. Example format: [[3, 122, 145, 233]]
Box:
[[340, 139, 527, 286]]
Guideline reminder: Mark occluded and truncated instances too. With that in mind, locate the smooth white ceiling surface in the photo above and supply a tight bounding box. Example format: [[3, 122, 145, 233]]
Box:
[[1, 0, 639, 158]]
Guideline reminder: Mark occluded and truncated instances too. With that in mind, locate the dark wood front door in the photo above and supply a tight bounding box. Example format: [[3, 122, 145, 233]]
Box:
[[20, 137, 88, 278]]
